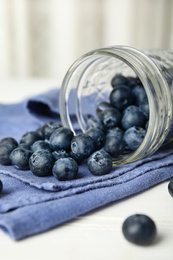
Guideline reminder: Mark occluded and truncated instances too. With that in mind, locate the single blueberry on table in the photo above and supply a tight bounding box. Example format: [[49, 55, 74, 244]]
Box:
[[39, 121, 62, 140], [10, 147, 32, 170], [121, 105, 146, 130], [85, 128, 106, 150], [29, 150, 54, 177], [122, 214, 157, 246], [111, 74, 128, 88], [101, 107, 122, 129], [104, 136, 125, 157], [109, 85, 134, 111], [53, 157, 78, 181], [20, 131, 41, 146], [96, 101, 113, 119], [71, 133, 95, 161], [123, 126, 146, 151], [0, 179, 3, 193], [0, 143, 15, 165], [50, 127, 74, 151], [86, 117, 106, 133], [87, 149, 112, 176], [168, 179, 173, 197], [0, 137, 18, 148], [132, 85, 147, 105], [31, 140, 52, 153]]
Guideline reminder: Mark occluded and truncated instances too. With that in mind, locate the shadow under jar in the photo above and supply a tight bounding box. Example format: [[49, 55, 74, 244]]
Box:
[[59, 46, 173, 165]]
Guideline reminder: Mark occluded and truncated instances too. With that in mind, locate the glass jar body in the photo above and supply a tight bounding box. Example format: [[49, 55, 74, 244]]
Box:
[[59, 46, 173, 165]]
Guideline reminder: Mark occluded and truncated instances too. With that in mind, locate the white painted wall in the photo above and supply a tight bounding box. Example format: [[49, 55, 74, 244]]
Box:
[[0, 0, 173, 82]]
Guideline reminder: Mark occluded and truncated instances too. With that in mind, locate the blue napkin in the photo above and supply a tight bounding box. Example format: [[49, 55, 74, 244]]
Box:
[[0, 87, 173, 241]]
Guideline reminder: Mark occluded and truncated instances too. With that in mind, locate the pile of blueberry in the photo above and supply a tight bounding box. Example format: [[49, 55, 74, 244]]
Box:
[[86, 73, 149, 156], [0, 121, 113, 182]]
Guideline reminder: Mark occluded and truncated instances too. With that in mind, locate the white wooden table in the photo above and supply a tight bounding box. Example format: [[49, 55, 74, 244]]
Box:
[[0, 79, 173, 260]]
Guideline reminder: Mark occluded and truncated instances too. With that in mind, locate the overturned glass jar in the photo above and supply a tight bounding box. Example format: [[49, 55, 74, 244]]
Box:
[[59, 46, 173, 165]]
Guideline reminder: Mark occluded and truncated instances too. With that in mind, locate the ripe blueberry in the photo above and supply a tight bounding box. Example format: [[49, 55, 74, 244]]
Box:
[[106, 127, 124, 140], [29, 150, 54, 177], [50, 127, 74, 151], [168, 179, 173, 197], [104, 136, 125, 157], [111, 74, 128, 87], [96, 101, 113, 119], [71, 134, 95, 161], [101, 107, 122, 129], [20, 131, 41, 146], [53, 157, 78, 181], [122, 214, 157, 246], [31, 140, 52, 153], [85, 128, 105, 150], [0, 144, 15, 165], [10, 147, 32, 170], [86, 118, 106, 133], [121, 105, 146, 130], [110, 85, 134, 110], [132, 85, 147, 105], [123, 126, 146, 151], [0, 137, 18, 148], [39, 121, 62, 140], [87, 149, 112, 176]]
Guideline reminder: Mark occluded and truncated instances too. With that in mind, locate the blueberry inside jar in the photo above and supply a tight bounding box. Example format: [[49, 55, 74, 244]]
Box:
[[59, 46, 173, 165]]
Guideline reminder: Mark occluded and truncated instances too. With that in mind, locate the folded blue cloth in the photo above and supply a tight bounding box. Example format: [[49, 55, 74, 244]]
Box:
[[0, 87, 173, 240]]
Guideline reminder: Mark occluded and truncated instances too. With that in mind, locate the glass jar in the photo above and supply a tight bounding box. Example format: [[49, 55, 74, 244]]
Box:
[[59, 46, 173, 165]]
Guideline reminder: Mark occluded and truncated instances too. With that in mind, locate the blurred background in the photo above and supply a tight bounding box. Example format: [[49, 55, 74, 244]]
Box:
[[0, 0, 173, 101]]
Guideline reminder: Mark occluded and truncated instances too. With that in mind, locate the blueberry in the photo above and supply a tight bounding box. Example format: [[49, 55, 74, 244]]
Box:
[[106, 127, 124, 140], [53, 157, 78, 181], [71, 134, 95, 161], [20, 131, 41, 146], [19, 143, 31, 150], [40, 121, 62, 140], [126, 76, 140, 88], [10, 147, 32, 170], [96, 101, 113, 119], [0, 144, 15, 165], [87, 149, 112, 176], [110, 85, 134, 110], [101, 107, 122, 129], [104, 136, 125, 157], [111, 74, 128, 88], [52, 149, 69, 160], [29, 150, 54, 177], [139, 98, 149, 119], [86, 118, 106, 133], [123, 126, 146, 151], [122, 214, 157, 245], [85, 128, 105, 150], [31, 140, 52, 153], [0, 180, 3, 193], [168, 179, 173, 197], [132, 85, 147, 105], [121, 105, 146, 130], [50, 127, 74, 151], [0, 137, 18, 148]]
